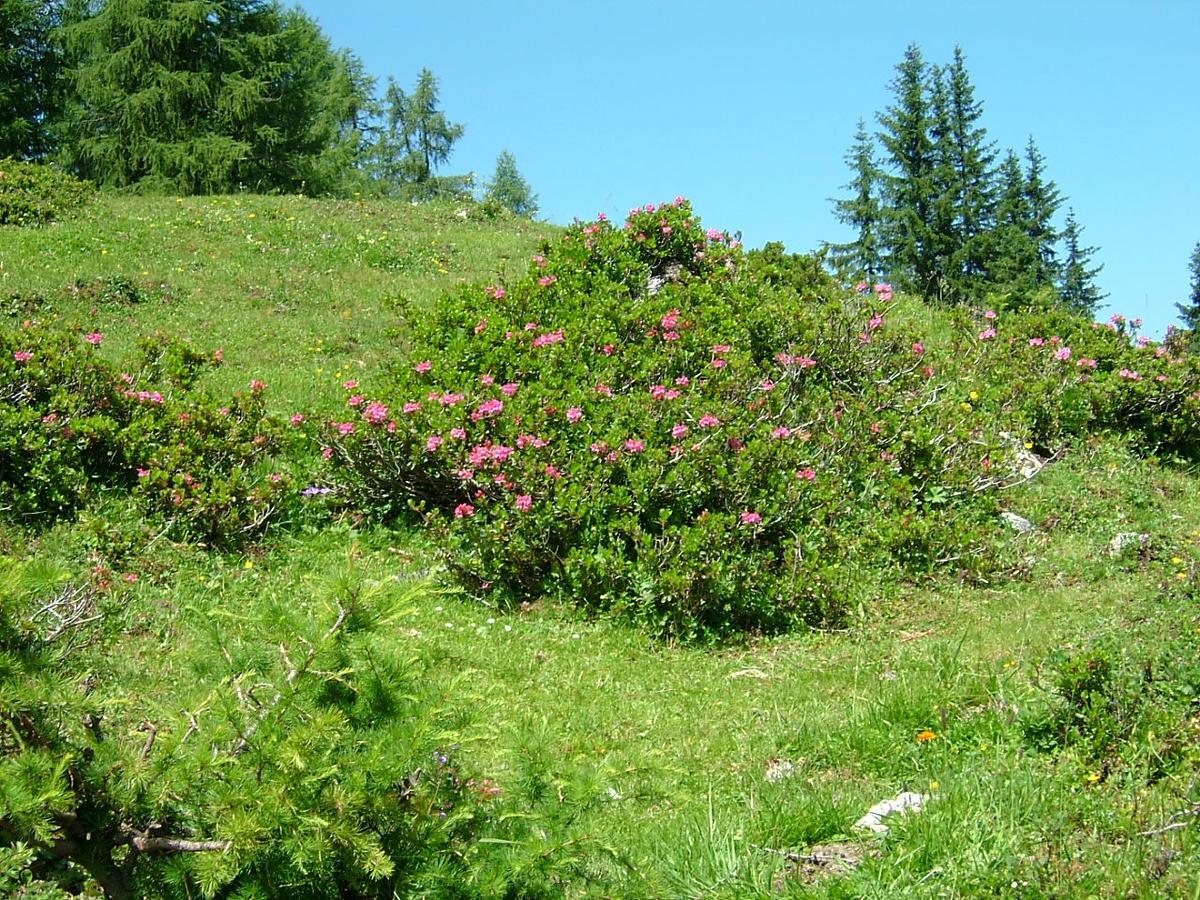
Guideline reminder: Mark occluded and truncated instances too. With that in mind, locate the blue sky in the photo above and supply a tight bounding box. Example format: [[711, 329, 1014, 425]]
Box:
[[300, 0, 1198, 337]]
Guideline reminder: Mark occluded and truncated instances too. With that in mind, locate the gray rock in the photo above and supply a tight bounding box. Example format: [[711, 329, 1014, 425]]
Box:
[[1000, 511, 1034, 533], [1109, 532, 1149, 557]]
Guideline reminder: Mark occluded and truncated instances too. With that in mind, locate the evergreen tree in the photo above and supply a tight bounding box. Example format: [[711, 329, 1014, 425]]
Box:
[[1022, 136, 1062, 287], [1177, 241, 1200, 332], [943, 46, 996, 299], [55, 0, 368, 194], [1057, 207, 1105, 315], [829, 118, 885, 280], [987, 149, 1042, 306], [367, 69, 467, 199], [877, 44, 941, 297], [0, 0, 62, 159], [483, 149, 537, 217]]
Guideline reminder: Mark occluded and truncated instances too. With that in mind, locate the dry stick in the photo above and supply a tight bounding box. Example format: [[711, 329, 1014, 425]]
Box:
[[1138, 802, 1200, 838], [138, 722, 158, 763]]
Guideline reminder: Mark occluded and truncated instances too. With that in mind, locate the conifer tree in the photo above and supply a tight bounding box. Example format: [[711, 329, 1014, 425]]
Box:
[[0, 0, 62, 159], [988, 149, 1042, 306], [483, 149, 538, 217], [1178, 241, 1200, 332], [367, 69, 467, 199], [877, 44, 940, 296], [1022, 136, 1062, 287], [829, 118, 885, 280], [943, 46, 996, 299], [55, 0, 368, 194], [1057, 207, 1105, 315]]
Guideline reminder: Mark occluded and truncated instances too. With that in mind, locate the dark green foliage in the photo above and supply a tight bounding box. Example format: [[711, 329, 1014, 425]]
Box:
[[364, 69, 469, 200], [829, 118, 885, 280], [0, 0, 61, 159], [1022, 137, 1063, 286], [1057, 208, 1105, 315], [483, 149, 538, 218], [743, 241, 836, 301], [55, 0, 370, 194], [0, 158, 90, 225], [988, 150, 1045, 307]]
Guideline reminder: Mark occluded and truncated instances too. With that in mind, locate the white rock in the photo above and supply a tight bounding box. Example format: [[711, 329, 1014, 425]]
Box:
[[853, 791, 926, 834], [1000, 511, 1034, 533], [1108, 532, 1149, 557]]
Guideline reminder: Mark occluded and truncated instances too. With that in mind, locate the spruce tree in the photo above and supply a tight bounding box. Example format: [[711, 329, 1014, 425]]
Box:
[[944, 46, 996, 300], [0, 0, 62, 159], [55, 0, 368, 194], [1022, 136, 1062, 287], [988, 149, 1042, 306], [829, 118, 885, 280], [877, 44, 940, 296], [483, 149, 538, 217], [1057, 208, 1105, 315], [1178, 241, 1200, 332]]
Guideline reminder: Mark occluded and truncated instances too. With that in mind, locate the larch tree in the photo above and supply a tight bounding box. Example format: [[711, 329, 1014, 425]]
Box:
[[483, 149, 538, 217]]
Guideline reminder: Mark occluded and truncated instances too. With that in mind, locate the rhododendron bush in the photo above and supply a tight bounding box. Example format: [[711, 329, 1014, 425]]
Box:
[[325, 202, 1016, 638]]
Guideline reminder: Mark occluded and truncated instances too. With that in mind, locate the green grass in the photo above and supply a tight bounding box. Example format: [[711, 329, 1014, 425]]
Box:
[[3, 196, 1200, 897]]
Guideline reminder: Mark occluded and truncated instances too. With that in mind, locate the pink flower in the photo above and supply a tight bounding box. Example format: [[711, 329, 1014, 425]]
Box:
[[426, 435, 444, 452], [515, 494, 533, 512], [661, 225, 673, 235], [706, 227, 723, 241], [537, 275, 557, 287], [698, 414, 720, 428], [712, 344, 731, 354], [123, 573, 138, 584], [661, 309, 681, 329], [771, 426, 790, 440], [601, 343, 615, 355], [473, 398, 505, 419], [13, 350, 32, 362], [594, 383, 613, 397], [213, 348, 223, 362], [1055, 347, 1072, 361], [1076, 358, 1098, 370], [912, 342, 925, 355], [84, 332, 104, 346], [796, 468, 816, 481], [1029, 338, 1045, 347], [363, 402, 389, 423], [544, 464, 563, 479], [480, 373, 495, 386], [485, 285, 504, 300], [475, 318, 488, 333], [597, 211, 607, 221], [342, 380, 359, 390], [1118, 368, 1142, 381], [624, 438, 645, 453], [290, 413, 305, 426], [403, 401, 422, 414], [868, 314, 884, 331], [532, 329, 564, 348], [662, 330, 680, 342], [438, 392, 465, 407], [739, 510, 762, 526], [758, 379, 776, 392], [984, 310, 997, 320], [414, 360, 433, 374], [978, 327, 997, 341], [501, 382, 520, 396], [671, 423, 689, 439], [454, 503, 475, 518], [322, 446, 333, 460], [855, 281, 869, 294], [711, 358, 728, 369], [533, 254, 547, 268], [335, 422, 355, 435], [136, 468, 150, 478], [450, 427, 467, 440], [249, 379, 267, 391], [348, 394, 365, 407], [566, 407, 583, 423], [675, 376, 690, 386]]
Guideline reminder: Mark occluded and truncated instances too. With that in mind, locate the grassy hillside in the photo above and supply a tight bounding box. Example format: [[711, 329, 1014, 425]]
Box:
[[2, 195, 1198, 897]]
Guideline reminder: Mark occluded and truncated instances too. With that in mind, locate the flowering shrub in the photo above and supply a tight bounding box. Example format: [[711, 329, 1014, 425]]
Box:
[[0, 320, 287, 544], [326, 201, 1031, 640]]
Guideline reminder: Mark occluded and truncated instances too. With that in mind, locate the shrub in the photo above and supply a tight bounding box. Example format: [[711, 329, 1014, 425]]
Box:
[[0, 160, 92, 226], [325, 201, 1028, 640], [0, 320, 288, 545]]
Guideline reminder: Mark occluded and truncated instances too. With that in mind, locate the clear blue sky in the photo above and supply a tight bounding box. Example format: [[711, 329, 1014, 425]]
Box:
[[299, 0, 1197, 337]]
